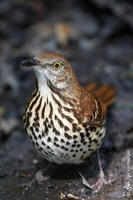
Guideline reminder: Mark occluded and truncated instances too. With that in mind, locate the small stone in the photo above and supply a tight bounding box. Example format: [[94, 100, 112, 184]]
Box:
[[0, 118, 18, 134], [32, 159, 38, 164]]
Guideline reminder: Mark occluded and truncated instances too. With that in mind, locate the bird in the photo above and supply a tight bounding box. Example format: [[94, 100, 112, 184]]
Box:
[[21, 52, 115, 192]]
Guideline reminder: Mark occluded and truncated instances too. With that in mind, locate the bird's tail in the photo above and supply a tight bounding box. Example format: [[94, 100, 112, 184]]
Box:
[[85, 82, 116, 106]]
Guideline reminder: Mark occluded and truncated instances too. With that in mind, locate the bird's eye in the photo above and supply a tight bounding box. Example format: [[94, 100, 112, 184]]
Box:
[[53, 62, 61, 69]]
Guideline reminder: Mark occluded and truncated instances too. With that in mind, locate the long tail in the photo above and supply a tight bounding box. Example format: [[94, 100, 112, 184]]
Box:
[[85, 82, 116, 106]]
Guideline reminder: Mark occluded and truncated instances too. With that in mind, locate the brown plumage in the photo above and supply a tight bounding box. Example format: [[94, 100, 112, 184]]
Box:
[[85, 82, 116, 106], [22, 52, 116, 192]]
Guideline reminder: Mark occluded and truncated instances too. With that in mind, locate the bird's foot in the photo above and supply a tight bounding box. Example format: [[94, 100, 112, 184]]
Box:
[[92, 169, 115, 193], [80, 170, 115, 193]]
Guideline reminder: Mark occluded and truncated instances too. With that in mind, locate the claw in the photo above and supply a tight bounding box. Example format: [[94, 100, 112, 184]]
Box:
[[80, 151, 116, 193], [79, 173, 93, 190], [80, 170, 115, 193], [92, 169, 116, 193]]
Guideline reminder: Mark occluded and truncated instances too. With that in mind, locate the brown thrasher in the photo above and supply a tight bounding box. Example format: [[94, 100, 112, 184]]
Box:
[[22, 52, 115, 192]]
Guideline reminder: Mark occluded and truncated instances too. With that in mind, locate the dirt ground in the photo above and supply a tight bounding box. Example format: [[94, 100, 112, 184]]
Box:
[[0, 0, 133, 200]]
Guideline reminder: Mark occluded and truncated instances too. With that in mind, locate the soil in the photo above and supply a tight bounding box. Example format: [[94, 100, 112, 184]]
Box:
[[0, 0, 133, 200]]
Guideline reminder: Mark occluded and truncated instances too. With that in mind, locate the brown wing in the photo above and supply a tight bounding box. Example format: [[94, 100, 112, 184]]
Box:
[[84, 82, 116, 106], [79, 88, 106, 126]]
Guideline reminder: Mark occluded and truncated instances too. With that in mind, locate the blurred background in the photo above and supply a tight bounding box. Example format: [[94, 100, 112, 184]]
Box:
[[0, 0, 133, 199]]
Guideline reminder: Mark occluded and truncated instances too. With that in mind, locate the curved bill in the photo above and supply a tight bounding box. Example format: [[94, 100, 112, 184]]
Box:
[[21, 58, 40, 67]]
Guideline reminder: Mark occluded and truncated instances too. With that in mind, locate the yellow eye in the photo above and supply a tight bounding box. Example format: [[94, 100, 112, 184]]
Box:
[[53, 62, 61, 69]]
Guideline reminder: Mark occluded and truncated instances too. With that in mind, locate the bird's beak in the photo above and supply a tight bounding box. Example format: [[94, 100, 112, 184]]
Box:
[[21, 58, 40, 67]]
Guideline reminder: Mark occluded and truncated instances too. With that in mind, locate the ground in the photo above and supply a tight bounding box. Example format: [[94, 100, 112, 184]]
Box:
[[0, 0, 133, 200]]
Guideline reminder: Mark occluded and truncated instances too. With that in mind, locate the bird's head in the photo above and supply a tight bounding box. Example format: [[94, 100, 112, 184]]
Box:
[[21, 52, 78, 91]]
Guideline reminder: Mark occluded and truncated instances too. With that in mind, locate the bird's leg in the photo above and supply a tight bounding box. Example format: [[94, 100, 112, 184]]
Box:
[[80, 151, 115, 193], [92, 150, 115, 192]]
